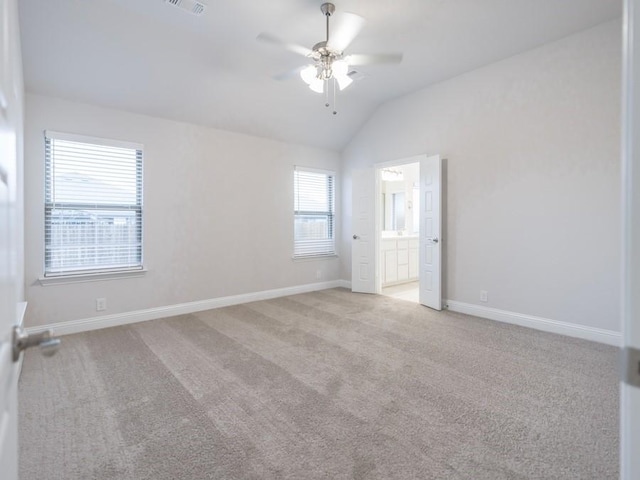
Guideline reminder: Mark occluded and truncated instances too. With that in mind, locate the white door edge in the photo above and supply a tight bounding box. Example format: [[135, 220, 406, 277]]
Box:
[[418, 154, 442, 310], [622, 1, 640, 478]]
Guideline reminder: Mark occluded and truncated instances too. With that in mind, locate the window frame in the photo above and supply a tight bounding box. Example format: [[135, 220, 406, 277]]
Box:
[[43, 130, 144, 278], [293, 166, 336, 259]]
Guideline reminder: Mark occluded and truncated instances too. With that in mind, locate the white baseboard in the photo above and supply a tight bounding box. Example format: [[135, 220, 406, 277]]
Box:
[[28, 280, 347, 337], [446, 300, 621, 347], [34, 278, 617, 348]]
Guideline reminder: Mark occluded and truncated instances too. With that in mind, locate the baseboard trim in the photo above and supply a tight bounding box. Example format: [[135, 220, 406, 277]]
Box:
[[336, 279, 352, 289], [446, 300, 621, 346], [28, 280, 347, 337]]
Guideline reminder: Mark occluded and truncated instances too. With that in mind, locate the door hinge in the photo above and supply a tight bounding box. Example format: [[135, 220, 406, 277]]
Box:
[[622, 346, 640, 388]]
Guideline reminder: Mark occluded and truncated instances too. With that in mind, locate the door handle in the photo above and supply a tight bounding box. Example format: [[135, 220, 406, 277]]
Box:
[[353, 234, 360, 240], [427, 237, 439, 244], [12, 326, 61, 362]]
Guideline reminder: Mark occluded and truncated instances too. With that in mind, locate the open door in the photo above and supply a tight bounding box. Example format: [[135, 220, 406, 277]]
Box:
[[419, 155, 442, 310], [351, 168, 376, 293], [0, 2, 20, 477], [622, 1, 640, 478], [0, 117, 18, 480]]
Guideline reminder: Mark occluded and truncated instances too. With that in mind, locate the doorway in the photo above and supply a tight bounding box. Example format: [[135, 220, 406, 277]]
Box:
[[378, 161, 420, 303], [351, 154, 441, 310]]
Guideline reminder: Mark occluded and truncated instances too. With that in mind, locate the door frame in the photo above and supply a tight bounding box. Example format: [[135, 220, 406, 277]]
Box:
[[374, 154, 426, 295], [621, 0, 640, 477]]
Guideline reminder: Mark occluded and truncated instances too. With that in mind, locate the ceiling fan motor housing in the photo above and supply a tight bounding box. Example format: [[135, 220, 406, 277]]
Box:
[[311, 41, 342, 59]]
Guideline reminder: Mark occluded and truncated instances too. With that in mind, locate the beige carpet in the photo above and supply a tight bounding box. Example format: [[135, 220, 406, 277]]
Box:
[[19, 288, 619, 479]]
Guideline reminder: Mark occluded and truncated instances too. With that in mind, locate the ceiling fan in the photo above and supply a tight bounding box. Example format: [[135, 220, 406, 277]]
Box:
[[257, 2, 403, 114]]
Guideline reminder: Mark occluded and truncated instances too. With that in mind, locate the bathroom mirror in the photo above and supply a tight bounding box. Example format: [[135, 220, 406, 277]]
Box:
[[383, 192, 405, 231]]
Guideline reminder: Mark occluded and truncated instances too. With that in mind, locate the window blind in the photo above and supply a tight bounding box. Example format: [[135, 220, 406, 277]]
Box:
[[294, 166, 335, 258], [44, 131, 143, 276]]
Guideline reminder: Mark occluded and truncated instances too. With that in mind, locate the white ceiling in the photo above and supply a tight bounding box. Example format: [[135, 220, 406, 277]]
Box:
[[18, 0, 621, 151]]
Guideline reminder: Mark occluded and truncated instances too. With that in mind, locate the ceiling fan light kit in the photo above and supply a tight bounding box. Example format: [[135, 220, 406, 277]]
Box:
[[257, 2, 402, 115]]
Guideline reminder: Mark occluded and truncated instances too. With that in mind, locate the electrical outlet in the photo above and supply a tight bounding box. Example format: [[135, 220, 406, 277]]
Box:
[[316, 270, 322, 280], [480, 290, 488, 302], [96, 298, 107, 311]]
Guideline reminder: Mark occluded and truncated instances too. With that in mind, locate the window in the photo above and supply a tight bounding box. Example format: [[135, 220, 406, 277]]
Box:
[[44, 131, 143, 276], [293, 166, 335, 258]]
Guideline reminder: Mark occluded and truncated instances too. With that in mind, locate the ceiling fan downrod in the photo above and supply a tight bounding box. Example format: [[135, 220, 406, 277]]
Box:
[[321, 3, 335, 44]]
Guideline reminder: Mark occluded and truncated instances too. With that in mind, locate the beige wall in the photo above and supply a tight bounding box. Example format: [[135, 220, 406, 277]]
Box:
[[24, 95, 341, 327], [23, 20, 622, 333], [341, 20, 621, 332]]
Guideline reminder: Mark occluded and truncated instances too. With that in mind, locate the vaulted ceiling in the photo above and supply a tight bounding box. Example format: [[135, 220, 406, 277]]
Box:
[[19, 0, 621, 150]]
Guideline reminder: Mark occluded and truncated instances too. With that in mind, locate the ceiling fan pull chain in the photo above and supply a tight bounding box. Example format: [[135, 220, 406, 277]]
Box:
[[333, 78, 337, 115], [325, 80, 330, 107]]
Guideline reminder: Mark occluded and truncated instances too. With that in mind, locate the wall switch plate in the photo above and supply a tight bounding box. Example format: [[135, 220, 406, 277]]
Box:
[[96, 298, 107, 311], [480, 290, 488, 302]]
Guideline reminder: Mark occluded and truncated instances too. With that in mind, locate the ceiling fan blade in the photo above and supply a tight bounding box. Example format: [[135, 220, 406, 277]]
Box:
[[256, 32, 312, 57], [327, 12, 365, 52], [346, 53, 404, 66], [273, 66, 306, 81]]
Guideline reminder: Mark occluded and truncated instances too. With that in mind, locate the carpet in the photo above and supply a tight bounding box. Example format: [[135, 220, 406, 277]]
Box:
[[19, 288, 619, 479]]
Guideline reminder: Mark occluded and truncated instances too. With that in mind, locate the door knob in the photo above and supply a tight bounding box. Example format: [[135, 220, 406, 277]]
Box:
[[353, 234, 360, 240], [12, 326, 61, 362], [427, 237, 439, 243]]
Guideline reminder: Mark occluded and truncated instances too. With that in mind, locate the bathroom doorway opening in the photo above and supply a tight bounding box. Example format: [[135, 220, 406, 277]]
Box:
[[378, 161, 420, 303]]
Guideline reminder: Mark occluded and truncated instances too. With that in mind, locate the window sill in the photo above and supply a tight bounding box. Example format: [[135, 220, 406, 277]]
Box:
[[292, 254, 339, 262], [38, 269, 147, 286]]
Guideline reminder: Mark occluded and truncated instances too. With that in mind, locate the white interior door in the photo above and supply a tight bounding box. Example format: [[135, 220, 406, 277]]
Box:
[[419, 155, 442, 310], [0, 145, 17, 480], [0, 0, 19, 477], [622, 1, 640, 478], [351, 168, 376, 293]]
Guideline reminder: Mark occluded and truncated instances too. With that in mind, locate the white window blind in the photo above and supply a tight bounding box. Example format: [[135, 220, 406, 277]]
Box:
[[294, 166, 335, 258], [44, 131, 143, 276]]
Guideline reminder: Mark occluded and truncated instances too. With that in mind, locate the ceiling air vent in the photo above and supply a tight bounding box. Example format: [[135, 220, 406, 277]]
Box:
[[164, 0, 206, 16]]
